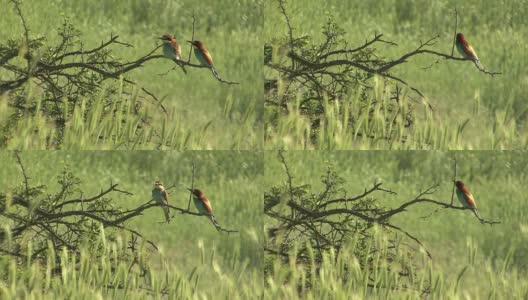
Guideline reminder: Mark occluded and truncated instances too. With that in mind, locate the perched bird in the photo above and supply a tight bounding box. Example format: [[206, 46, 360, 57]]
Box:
[[187, 40, 219, 78], [152, 181, 171, 223], [160, 34, 187, 74], [455, 33, 484, 71], [188, 188, 220, 231], [455, 180, 483, 222]]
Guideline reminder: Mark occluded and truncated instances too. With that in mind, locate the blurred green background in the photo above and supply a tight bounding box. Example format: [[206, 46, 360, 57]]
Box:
[[0, 0, 263, 149], [0, 150, 263, 297], [265, 0, 528, 149], [264, 150, 528, 296]]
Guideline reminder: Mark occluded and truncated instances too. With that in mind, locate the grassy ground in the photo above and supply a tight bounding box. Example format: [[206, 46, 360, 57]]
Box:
[[264, 151, 528, 298], [0, 151, 263, 298], [0, 0, 262, 150], [265, 0, 528, 149]]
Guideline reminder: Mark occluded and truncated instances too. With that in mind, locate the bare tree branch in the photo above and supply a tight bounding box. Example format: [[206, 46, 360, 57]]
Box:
[[265, 150, 501, 294]]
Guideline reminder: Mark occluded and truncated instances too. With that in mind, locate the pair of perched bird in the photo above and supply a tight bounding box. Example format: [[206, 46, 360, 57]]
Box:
[[159, 34, 218, 77], [151, 181, 220, 230]]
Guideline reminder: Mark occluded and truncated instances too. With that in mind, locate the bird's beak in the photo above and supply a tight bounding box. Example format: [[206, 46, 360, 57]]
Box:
[[187, 40, 194, 44], [187, 188, 193, 192]]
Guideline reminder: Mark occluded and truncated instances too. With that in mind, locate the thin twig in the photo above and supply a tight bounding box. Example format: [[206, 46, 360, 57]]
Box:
[[451, 8, 458, 57], [11, 0, 30, 74], [209, 70, 240, 85], [278, 151, 294, 204], [141, 86, 167, 114], [450, 157, 457, 205], [318, 182, 396, 208], [14, 151, 30, 198], [187, 161, 196, 211], [278, 0, 295, 68], [320, 33, 397, 60], [188, 15, 196, 63]]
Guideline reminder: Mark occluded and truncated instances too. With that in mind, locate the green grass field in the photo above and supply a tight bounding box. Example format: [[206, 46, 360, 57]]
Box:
[[3, 0, 528, 298], [265, 0, 528, 149], [0, 151, 263, 298], [1, 0, 262, 150], [264, 151, 528, 298]]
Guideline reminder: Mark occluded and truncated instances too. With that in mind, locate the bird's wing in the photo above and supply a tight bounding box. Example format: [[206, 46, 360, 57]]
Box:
[[203, 49, 213, 66], [458, 184, 476, 208], [463, 42, 479, 61], [162, 189, 169, 202], [171, 39, 182, 60], [209, 215, 220, 230], [457, 185, 476, 208], [176, 44, 182, 59], [202, 198, 214, 215], [464, 191, 477, 209], [170, 39, 178, 50]]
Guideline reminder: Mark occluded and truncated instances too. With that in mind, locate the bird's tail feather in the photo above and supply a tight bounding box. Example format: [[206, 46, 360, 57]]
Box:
[[474, 59, 484, 71], [175, 59, 187, 74], [472, 209, 484, 223], [209, 215, 221, 231], [163, 202, 170, 223], [210, 67, 220, 80]]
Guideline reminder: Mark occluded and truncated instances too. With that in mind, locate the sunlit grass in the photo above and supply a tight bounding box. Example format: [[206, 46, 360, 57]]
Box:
[[265, 229, 528, 299], [0, 228, 263, 299]]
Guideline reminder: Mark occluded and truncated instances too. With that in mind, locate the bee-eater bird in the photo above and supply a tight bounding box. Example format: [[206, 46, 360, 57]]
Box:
[[160, 34, 187, 74], [187, 40, 219, 78], [188, 188, 221, 231], [152, 181, 171, 223], [455, 180, 483, 223], [455, 33, 484, 71]]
